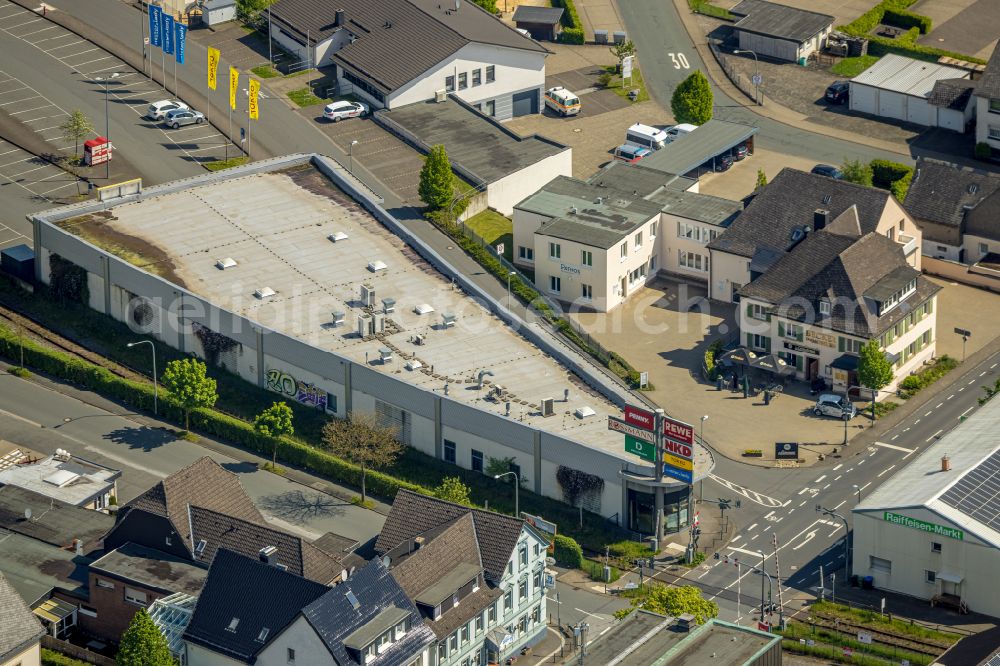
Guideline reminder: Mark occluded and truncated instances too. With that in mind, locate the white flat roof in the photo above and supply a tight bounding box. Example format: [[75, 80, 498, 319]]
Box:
[[0, 455, 118, 506], [56, 162, 710, 472], [851, 54, 970, 98]]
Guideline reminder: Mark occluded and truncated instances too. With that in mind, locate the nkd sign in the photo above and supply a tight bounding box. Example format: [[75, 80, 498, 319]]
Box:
[[883, 512, 964, 540]]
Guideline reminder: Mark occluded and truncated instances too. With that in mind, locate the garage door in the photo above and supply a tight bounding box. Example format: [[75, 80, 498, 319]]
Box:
[[849, 83, 877, 115], [512, 90, 538, 117], [906, 98, 933, 126], [878, 91, 905, 121]]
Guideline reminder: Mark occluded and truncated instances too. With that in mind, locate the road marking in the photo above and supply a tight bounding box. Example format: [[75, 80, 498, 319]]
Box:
[[697, 569, 711, 579], [788, 508, 795, 514], [914, 418, 921, 425], [947, 394, 954, 400], [822, 483, 830, 490], [799, 500, 807, 507], [859, 481, 871, 491], [924, 411, 932, 417], [708, 474, 783, 508], [969, 380, 976, 385], [728, 546, 763, 558], [832, 463, 843, 471], [936, 402, 944, 408], [877, 465, 896, 478], [833, 500, 846, 510], [993, 363, 998, 369], [834, 475, 842, 481], [574, 608, 601, 618], [814, 475, 826, 483], [960, 406, 975, 418], [902, 446, 920, 460], [874, 441, 914, 453], [599, 627, 611, 636], [748, 534, 759, 541], [731, 534, 743, 543], [959, 387, 965, 392], [763, 511, 774, 519], [981, 371, 987, 377], [891, 434, 899, 440], [746, 523, 758, 532], [926, 429, 943, 443]]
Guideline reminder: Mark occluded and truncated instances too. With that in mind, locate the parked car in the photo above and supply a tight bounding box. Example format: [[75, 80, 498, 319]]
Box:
[[323, 100, 369, 122], [714, 153, 734, 171], [811, 164, 843, 180], [146, 99, 188, 120], [813, 393, 857, 419], [163, 108, 205, 128], [825, 80, 850, 104], [613, 144, 651, 164], [734, 143, 749, 161]]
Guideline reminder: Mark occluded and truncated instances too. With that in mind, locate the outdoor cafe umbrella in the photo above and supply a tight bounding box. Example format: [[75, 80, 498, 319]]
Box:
[[717, 346, 758, 368], [750, 352, 796, 377]]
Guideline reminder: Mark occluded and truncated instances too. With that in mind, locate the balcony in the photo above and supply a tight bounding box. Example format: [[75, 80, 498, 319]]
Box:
[[898, 233, 918, 257]]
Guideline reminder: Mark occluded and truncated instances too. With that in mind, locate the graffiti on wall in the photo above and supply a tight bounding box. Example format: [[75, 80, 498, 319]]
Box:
[[266, 369, 327, 410]]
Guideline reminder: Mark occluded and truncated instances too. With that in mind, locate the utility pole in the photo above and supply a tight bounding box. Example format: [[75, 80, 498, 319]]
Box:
[[773, 533, 784, 628], [831, 572, 836, 604], [759, 550, 766, 623], [654, 408, 665, 547], [819, 564, 825, 601], [736, 558, 741, 624]]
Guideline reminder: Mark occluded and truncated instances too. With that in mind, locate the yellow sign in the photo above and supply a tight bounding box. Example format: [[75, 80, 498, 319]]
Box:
[[663, 452, 693, 471], [806, 329, 836, 348], [207, 47, 220, 90], [229, 66, 238, 110], [248, 78, 260, 120]]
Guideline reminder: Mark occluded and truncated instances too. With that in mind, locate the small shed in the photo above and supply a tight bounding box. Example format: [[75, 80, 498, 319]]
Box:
[[202, 0, 236, 26], [512, 6, 564, 42], [1, 244, 34, 282], [850, 54, 972, 130], [731, 0, 833, 63]]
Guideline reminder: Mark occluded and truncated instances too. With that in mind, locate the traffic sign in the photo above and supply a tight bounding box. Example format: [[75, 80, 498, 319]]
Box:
[[625, 435, 655, 462], [609, 416, 654, 443], [624, 405, 655, 431], [751, 73, 762, 86]]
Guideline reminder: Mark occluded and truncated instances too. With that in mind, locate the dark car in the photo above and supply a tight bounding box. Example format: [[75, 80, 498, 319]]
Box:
[[811, 164, 843, 179], [715, 154, 734, 171], [734, 144, 749, 161], [825, 80, 849, 104]]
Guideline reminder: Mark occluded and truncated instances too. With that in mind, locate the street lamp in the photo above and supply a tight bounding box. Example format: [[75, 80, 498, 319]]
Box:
[[853, 484, 862, 503], [126, 340, 157, 415], [348, 139, 358, 175], [842, 410, 850, 446], [494, 471, 519, 517], [93, 72, 122, 179], [733, 49, 761, 105], [507, 271, 515, 309], [699, 415, 708, 501], [816, 505, 850, 573]]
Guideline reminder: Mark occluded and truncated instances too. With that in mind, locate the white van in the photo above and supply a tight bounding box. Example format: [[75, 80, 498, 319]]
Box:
[[666, 123, 698, 142], [625, 123, 669, 151], [544, 86, 581, 116]]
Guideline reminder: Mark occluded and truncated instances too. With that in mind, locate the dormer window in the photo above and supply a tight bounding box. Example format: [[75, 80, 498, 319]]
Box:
[[819, 300, 831, 316], [878, 279, 917, 315]]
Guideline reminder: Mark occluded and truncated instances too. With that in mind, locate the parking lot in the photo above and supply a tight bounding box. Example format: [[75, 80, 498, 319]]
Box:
[[0, 1, 243, 165]]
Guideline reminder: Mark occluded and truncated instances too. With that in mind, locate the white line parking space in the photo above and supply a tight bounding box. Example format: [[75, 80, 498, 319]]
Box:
[[0, 140, 74, 240]]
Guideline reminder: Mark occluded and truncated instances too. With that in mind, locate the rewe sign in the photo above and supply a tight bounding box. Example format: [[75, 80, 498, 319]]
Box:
[[662, 416, 694, 448]]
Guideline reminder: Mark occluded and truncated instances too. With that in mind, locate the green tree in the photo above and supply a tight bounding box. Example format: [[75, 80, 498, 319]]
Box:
[[235, 0, 275, 21], [979, 377, 1000, 405], [470, 0, 498, 13], [433, 476, 472, 505], [321, 411, 403, 503], [60, 110, 94, 158], [610, 40, 636, 73], [117, 608, 175, 666], [671, 71, 713, 126], [755, 168, 767, 190], [858, 339, 893, 419], [841, 159, 873, 187], [616, 584, 719, 623], [419, 144, 453, 211], [254, 401, 294, 465], [161, 358, 218, 432]]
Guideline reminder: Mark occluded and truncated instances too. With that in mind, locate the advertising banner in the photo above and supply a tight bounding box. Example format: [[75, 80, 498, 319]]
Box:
[[608, 416, 654, 443], [208, 47, 220, 90], [148, 4, 162, 47], [625, 435, 655, 462], [775, 442, 799, 459], [624, 405, 655, 431], [248, 78, 260, 120], [174, 22, 187, 64], [162, 13, 174, 55], [229, 67, 239, 110]]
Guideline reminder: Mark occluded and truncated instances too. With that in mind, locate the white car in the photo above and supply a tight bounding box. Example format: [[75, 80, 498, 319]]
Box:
[[146, 99, 189, 120], [323, 100, 368, 122]]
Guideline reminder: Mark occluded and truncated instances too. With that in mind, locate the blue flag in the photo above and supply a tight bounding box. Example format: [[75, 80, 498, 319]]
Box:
[[174, 22, 186, 64], [162, 13, 174, 55], [148, 4, 162, 47]]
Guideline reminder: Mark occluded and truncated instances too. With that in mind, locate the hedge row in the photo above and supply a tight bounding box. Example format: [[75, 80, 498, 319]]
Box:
[[840, 0, 918, 36], [870, 159, 911, 189], [688, 0, 734, 20], [41, 649, 92, 666], [551, 0, 585, 44], [553, 534, 584, 568], [883, 7, 931, 33]]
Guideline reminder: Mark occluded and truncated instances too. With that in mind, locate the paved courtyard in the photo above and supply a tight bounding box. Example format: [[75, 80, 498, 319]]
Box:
[[698, 147, 818, 200]]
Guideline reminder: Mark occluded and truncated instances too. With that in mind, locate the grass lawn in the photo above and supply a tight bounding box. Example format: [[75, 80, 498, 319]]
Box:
[[204, 156, 249, 172], [603, 65, 649, 103], [465, 209, 513, 261], [831, 55, 879, 78], [250, 64, 280, 79], [287, 87, 331, 108]]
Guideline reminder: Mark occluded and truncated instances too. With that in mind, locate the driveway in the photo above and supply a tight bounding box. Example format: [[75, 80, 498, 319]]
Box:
[[929, 277, 1000, 361]]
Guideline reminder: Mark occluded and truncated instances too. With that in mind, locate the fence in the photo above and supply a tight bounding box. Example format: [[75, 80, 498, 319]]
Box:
[[708, 40, 760, 105], [42, 636, 116, 666]]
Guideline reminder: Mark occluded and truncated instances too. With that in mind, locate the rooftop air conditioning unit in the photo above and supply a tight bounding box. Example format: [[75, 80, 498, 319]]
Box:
[[372, 312, 385, 333], [361, 284, 376, 307], [541, 398, 555, 417], [254, 287, 275, 300], [216, 257, 237, 270], [368, 260, 387, 272], [358, 314, 372, 337], [328, 231, 349, 243], [575, 406, 596, 419], [435, 89, 448, 103]]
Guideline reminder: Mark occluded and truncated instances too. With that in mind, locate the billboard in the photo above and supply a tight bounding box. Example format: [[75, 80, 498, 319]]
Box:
[[775, 442, 799, 459], [624, 405, 655, 431]]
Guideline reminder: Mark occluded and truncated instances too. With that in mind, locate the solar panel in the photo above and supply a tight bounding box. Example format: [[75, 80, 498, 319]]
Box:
[[939, 449, 1000, 532]]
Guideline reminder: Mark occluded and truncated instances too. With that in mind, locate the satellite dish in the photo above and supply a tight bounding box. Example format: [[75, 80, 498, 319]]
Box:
[[24, 507, 32, 520]]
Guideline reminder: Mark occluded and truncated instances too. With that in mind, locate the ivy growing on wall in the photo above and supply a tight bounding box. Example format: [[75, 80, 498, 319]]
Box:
[[193, 322, 240, 367], [48, 254, 89, 304], [556, 465, 605, 507]]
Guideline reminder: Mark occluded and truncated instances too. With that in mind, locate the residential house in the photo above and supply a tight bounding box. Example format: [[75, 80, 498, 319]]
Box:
[[268, 0, 549, 117], [708, 168, 921, 304], [512, 163, 742, 311], [974, 43, 1000, 154], [730, 0, 833, 63], [375, 490, 550, 665], [905, 159, 1000, 289], [0, 452, 120, 511], [0, 571, 45, 666], [183, 549, 435, 666], [737, 213, 939, 395]]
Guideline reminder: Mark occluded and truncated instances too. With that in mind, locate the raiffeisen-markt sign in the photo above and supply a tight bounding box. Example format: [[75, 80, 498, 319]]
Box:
[[883, 512, 964, 540]]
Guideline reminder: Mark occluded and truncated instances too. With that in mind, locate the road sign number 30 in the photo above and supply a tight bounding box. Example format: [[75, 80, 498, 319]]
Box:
[[669, 53, 690, 69]]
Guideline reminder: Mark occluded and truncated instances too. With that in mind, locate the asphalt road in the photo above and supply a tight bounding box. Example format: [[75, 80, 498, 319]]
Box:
[[661, 347, 1000, 625], [0, 369, 385, 544], [617, 0, 910, 166]]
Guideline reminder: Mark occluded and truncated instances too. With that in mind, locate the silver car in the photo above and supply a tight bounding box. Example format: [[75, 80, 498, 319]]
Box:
[[146, 99, 188, 120], [163, 108, 205, 129], [813, 393, 856, 419]]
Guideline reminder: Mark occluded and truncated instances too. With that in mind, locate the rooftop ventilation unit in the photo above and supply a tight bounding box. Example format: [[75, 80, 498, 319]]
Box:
[[361, 284, 376, 307], [328, 231, 349, 242], [216, 257, 237, 270], [379, 347, 393, 364], [332, 311, 346, 327], [373, 312, 385, 333], [575, 406, 596, 418], [435, 89, 448, 103], [382, 297, 396, 314], [53, 448, 71, 462], [415, 303, 435, 315], [541, 398, 555, 417], [441, 313, 457, 328], [358, 314, 372, 337], [226, 618, 240, 632], [406, 359, 423, 371], [259, 545, 278, 565], [969, 183, 979, 195], [368, 260, 387, 272], [254, 287, 275, 300]]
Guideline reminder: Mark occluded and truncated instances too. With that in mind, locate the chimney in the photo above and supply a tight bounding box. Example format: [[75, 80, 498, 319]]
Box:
[[259, 545, 278, 565], [814, 209, 829, 230], [676, 613, 697, 632], [334, 9, 345, 27], [941, 455, 951, 472]]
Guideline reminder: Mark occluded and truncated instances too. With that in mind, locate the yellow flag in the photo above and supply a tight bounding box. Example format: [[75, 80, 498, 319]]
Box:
[[207, 47, 220, 91], [248, 78, 260, 120], [229, 67, 238, 110]]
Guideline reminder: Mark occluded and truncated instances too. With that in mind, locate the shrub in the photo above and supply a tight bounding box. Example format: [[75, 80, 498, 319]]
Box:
[[608, 540, 656, 568], [976, 142, 993, 160], [41, 649, 92, 666], [687, 0, 734, 19], [870, 159, 912, 189], [581, 558, 621, 582], [883, 8, 932, 33], [553, 534, 584, 568], [743, 449, 763, 457], [560, 27, 585, 44], [890, 170, 912, 201]]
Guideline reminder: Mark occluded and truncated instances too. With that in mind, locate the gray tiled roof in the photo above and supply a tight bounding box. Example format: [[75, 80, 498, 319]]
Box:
[[709, 168, 892, 259], [90, 542, 207, 595], [304, 559, 436, 666], [183, 549, 329, 662], [905, 159, 1000, 231], [978, 42, 1000, 100], [513, 5, 564, 24], [189, 505, 345, 584], [732, 0, 833, 42], [375, 490, 524, 584], [0, 571, 44, 662], [927, 78, 976, 109]]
